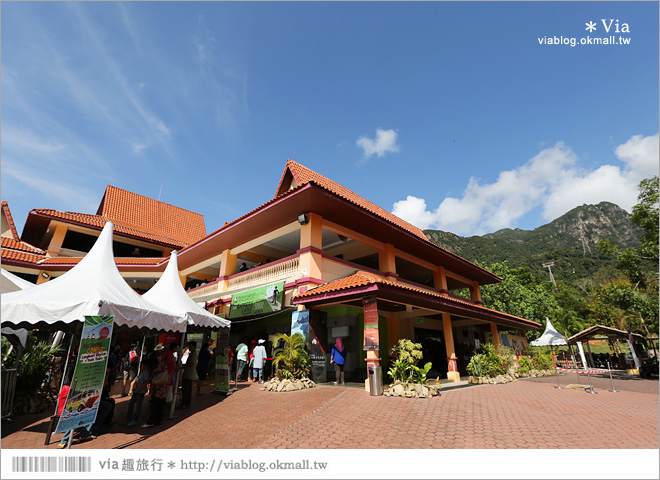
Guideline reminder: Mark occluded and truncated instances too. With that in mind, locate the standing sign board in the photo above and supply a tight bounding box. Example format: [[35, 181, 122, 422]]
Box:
[[213, 328, 231, 393], [55, 315, 114, 434]]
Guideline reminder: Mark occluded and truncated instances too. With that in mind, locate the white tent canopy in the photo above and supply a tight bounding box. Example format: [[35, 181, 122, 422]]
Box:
[[2, 268, 36, 294], [143, 251, 229, 330], [1, 268, 33, 348], [1, 222, 187, 333], [530, 318, 568, 347]]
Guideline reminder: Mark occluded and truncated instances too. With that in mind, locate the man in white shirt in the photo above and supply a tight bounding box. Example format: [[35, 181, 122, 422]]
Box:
[[252, 340, 267, 383], [236, 342, 248, 382]]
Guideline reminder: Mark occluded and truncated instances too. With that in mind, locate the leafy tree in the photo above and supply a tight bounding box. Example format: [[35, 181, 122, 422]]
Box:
[[631, 176, 659, 262]]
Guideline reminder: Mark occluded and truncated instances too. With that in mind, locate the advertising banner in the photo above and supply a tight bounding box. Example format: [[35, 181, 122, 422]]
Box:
[[55, 315, 114, 434], [291, 310, 310, 339], [362, 296, 379, 351], [229, 282, 284, 319]]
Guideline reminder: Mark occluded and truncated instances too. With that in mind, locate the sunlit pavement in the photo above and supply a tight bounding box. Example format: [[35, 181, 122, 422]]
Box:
[[2, 373, 657, 450]]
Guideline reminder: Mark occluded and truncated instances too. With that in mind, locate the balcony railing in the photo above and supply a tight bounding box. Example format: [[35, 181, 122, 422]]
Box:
[[227, 256, 300, 290]]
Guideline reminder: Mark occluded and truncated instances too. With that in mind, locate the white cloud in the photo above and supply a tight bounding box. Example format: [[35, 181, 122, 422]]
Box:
[[391, 133, 660, 236], [356, 128, 400, 159]]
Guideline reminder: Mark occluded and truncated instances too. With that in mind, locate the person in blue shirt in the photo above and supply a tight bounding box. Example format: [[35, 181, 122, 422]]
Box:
[[330, 338, 347, 385]]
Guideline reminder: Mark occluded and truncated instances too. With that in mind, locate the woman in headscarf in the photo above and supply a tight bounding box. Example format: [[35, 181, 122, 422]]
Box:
[[330, 337, 347, 385]]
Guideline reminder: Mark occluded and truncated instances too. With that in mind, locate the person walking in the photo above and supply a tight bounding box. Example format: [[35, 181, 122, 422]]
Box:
[[122, 362, 149, 426], [142, 345, 169, 428], [331, 337, 347, 385], [236, 341, 248, 382], [180, 341, 197, 408], [196, 342, 211, 394], [252, 339, 267, 383], [121, 340, 139, 396]]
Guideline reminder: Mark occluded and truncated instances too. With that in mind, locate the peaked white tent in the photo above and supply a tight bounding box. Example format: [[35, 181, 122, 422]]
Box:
[[143, 251, 229, 330], [1, 268, 32, 349], [531, 318, 568, 347], [2, 268, 36, 294], [1, 222, 187, 333]]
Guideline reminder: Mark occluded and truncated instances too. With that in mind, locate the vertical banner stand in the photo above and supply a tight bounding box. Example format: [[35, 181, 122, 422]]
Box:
[[607, 361, 619, 393]]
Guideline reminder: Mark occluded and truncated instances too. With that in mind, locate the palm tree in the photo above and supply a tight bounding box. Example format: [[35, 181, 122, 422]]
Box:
[[272, 333, 309, 379]]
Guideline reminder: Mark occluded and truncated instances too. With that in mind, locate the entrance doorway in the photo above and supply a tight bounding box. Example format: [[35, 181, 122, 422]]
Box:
[[414, 327, 448, 379]]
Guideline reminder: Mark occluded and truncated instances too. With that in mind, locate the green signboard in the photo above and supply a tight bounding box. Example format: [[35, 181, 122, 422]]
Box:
[[229, 281, 284, 319]]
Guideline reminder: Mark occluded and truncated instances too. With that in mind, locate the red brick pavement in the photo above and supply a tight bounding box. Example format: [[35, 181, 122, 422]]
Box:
[[2, 377, 658, 450]]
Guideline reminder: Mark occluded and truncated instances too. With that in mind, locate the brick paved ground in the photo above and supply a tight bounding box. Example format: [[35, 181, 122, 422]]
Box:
[[2, 374, 657, 450]]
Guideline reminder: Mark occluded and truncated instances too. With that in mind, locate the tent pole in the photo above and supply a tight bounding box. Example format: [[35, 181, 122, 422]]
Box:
[[552, 345, 563, 389], [53, 326, 77, 417], [139, 334, 146, 364], [169, 331, 186, 419]]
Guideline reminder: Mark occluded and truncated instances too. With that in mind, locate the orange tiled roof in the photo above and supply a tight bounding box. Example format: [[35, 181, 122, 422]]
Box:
[[275, 160, 428, 240], [294, 271, 539, 327], [32, 209, 192, 248], [1, 249, 47, 264], [2, 201, 20, 240], [40, 256, 164, 266], [1, 237, 45, 254], [96, 185, 206, 245]]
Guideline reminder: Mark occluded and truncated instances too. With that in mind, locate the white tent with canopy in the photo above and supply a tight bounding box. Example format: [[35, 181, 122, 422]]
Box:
[[142, 251, 229, 330], [1, 222, 187, 333], [531, 318, 568, 347], [1, 268, 32, 349]]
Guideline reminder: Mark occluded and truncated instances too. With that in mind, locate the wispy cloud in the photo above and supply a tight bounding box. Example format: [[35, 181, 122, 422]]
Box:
[[357, 128, 400, 160], [392, 133, 659, 236]]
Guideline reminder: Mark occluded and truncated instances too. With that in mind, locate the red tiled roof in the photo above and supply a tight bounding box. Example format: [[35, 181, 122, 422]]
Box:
[[2, 201, 20, 240], [97, 185, 206, 245], [1, 236, 45, 254], [294, 271, 539, 327], [32, 209, 192, 248], [275, 160, 428, 240]]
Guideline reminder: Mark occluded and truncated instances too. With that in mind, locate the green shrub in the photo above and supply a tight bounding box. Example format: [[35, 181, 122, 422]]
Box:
[[533, 351, 554, 370], [387, 339, 431, 384], [467, 354, 488, 377], [482, 343, 505, 377], [517, 356, 533, 374]]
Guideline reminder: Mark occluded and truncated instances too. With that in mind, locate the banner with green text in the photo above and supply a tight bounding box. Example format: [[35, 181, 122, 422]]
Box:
[[229, 282, 284, 319], [55, 315, 114, 433]]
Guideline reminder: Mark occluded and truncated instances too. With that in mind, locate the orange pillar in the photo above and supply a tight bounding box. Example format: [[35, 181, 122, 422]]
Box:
[[433, 266, 448, 294], [378, 244, 396, 281], [442, 312, 460, 382], [490, 322, 501, 351], [218, 249, 238, 292], [46, 223, 68, 255], [470, 281, 482, 303], [299, 213, 323, 280]]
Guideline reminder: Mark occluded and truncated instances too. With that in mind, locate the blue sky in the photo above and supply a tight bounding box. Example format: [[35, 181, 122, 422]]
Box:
[[2, 1, 658, 239]]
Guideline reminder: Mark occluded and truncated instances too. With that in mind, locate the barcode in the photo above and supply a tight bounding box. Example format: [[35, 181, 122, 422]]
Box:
[[12, 456, 91, 472]]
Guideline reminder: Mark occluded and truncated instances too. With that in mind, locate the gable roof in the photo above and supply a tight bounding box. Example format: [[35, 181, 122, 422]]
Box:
[[1, 201, 20, 241], [96, 185, 206, 245], [275, 160, 428, 241]]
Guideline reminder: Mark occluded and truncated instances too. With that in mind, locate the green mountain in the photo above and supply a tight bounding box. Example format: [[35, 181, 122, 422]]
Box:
[[424, 202, 643, 282]]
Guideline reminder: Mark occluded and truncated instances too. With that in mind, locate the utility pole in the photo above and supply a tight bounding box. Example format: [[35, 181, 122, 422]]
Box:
[[543, 262, 557, 289]]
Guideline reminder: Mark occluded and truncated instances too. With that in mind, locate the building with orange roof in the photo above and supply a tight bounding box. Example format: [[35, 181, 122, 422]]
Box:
[[2, 161, 539, 384], [2, 187, 206, 290]]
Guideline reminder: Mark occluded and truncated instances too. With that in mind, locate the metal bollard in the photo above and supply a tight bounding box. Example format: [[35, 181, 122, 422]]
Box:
[[607, 361, 619, 393], [585, 371, 597, 394]]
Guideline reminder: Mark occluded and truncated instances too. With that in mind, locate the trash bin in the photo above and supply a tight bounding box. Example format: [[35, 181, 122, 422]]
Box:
[[368, 365, 383, 396]]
